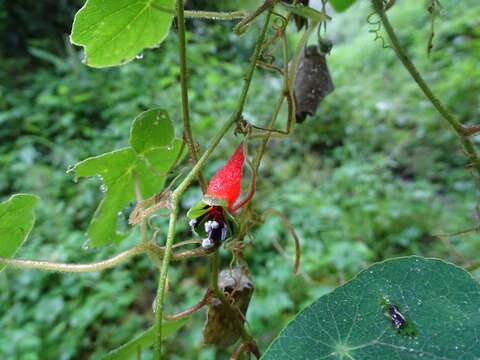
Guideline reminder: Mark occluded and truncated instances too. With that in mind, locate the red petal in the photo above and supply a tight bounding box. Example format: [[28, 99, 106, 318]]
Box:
[[207, 144, 244, 208]]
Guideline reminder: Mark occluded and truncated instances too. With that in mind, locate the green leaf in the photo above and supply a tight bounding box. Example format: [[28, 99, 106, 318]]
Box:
[[0, 194, 39, 272], [329, 0, 358, 12], [101, 318, 189, 360], [281, 3, 330, 22], [72, 139, 183, 246], [70, 0, 175, 67], [130, 108, 174, 154], [262, 256, 480, 360]]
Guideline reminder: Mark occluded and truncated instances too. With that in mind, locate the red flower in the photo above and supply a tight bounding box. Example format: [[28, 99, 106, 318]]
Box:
[[206, 144, 244, 210], [187, 143, 252, 248]]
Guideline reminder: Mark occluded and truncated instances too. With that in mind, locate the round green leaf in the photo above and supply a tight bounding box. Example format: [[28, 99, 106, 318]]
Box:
[[263, 256, 480, 360], [0, 194, 39, 272], [70, 0, 175, 68], [130, 108, 174, 154]]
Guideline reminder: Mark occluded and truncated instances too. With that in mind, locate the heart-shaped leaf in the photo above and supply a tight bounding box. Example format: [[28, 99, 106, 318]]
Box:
[[262, 256, 480, 359], [0, 194, 39, 272], [71, 0, 175, 67]]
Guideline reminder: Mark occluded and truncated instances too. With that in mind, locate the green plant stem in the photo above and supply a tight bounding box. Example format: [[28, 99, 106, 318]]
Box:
[[288, 20, 319, 90], [185, 10, 246, 19], [0, 243, 150, 272], [0, 243, 216, 273], [153, 11, 272, 360], [210, 251, 221, 294], [234, 0, 274, 34], [372, 0, 480, 174], [151, 5, 246, 19], [177, 0, 207, 192]]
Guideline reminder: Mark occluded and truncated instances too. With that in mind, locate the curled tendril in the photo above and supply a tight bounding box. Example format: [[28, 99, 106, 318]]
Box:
[[259, 12, 288, 65], [129, 191, 172, 225], [129, 169, 186, 225], [367, 12, 391, 49]]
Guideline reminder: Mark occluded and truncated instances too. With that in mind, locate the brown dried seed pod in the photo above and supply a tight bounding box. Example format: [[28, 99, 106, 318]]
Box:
[[202, 268, 254, 348], [294, 45, 334, 123]]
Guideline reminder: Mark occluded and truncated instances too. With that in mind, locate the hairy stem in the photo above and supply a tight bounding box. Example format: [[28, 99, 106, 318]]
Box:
[[210, 251, 221, 295], [164, 288, 212, 320], [177, 0, 207, 192], [0, 243, 150, 272], [0, 242, 216, 273], [371, 0, 480, 174], [153, 11, 272, 359], [185, 10, 246, 19], [151, 5, 246, 20]]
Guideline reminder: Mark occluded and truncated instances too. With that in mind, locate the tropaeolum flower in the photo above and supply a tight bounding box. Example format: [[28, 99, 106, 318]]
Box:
[[187, 144, 251, 249]]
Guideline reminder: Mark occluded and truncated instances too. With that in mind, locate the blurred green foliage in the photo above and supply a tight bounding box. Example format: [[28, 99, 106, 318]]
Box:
[[1, 0, 480, 359]]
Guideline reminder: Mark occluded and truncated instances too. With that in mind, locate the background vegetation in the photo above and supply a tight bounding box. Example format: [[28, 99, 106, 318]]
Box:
[[1, 0, 479, 358]]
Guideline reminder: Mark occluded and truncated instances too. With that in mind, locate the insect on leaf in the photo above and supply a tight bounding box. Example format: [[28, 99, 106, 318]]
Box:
[[262, 256, 480, 359]]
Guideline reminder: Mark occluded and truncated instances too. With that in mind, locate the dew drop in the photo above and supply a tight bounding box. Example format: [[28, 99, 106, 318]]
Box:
[[135, 52, 144, 59], [100, 184, 108, 193]]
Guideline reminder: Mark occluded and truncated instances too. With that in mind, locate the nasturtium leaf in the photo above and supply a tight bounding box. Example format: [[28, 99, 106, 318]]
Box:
[[71, 139, 184, 246], [281, 3, 331, 22], [101, 318, 189, 360], [262, 256, 480, 360], [71, 0, 175, 67], [329, 0, 358, 12], [0, 194, 39, 272], [130, 108, 174, 154]]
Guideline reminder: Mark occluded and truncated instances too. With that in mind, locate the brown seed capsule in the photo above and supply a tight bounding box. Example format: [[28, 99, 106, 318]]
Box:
[[294, 45, 334, 123], [202, 268, 254, 348]]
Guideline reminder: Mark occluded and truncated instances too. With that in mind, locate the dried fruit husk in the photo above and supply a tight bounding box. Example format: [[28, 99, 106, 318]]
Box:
[[294, 45, 334, 123], [203, 268, 254, 348]]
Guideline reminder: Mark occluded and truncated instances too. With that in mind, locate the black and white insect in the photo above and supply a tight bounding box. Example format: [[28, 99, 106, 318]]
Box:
[[380, 295, 416, 336], [388, 304, 407, 330]]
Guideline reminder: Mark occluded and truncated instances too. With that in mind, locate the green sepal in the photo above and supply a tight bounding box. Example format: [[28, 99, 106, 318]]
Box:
[[202, 195, 228, 208], [186, 200, 209, 220]]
